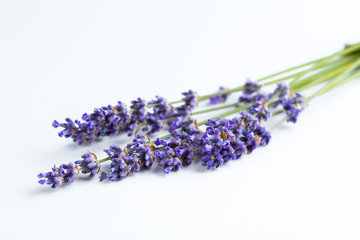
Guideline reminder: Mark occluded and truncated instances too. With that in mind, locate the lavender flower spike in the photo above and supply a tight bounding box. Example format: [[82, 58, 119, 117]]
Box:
[[37, 166, 62, 188], [248, 101, 272, 122], [74, 152, 101, 178], [154, 146, 182, 174], [38, 162, 78, 188], [210, 86, 230, 104], [148, 96, 173, 119], [104, 145, 141, 181]]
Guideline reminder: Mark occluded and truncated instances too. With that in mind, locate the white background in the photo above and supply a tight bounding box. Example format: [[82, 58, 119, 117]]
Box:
[[1, 0, 360, 239]]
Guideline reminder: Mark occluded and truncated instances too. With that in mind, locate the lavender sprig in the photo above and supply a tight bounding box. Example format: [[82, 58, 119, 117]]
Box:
[[53, 91, 198, 144], [209, 86, 231, 104]]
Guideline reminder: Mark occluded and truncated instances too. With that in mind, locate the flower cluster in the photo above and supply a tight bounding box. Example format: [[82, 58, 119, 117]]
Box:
[[248, 101, 272, 121], [74, 152, 100, 178], [210, 86, 230, 104], [268, 82, 290, 99], [282, 93, 304, 123], [52, 101, 132, 144], [153, 111, 271, 172], [166, 90, 199, 133], [238, 81, 304, 123], [125, 134, 155, 168], [239, 80, 267, 104], [155, 147, 183, 174], [38, 162, 78, 188], [268, 83, 304, 123], [103, 145, 141, 181], [53, 90, 199, 144], [197, 111, 270, 169]]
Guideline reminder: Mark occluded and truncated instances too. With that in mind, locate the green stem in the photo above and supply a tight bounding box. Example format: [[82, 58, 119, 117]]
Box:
[[322, 70, 360, 94], [291, 57, 357, 91], [257, 42, 360, 83], [192, 103, 239, 115], [289, 55, 347, 86], [167, 43, 360, 105], [256, 59, 323, 83], [263, 56, 344, 87], [309, 57, 360, 100], [98, 156, 112, 164]]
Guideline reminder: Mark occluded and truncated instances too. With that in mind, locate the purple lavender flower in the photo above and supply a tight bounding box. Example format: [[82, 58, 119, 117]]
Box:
[[200, 151, 224, 170], [130, 98, 147, 124], [53, 101, 132, 144], [248, 101, 272, 121], [229, 140, 247, 159], [95, 102, 131, 136], [52, 118, 77, 138], [219, 140, 238, 163], [53, 89, 201, 144], [268, 82, 290, 99], [74, 152, 100, 178], [182, 90, 198, 110], [209, 86, 230, 104], [126, 134, 155, 167], [108, 155, 140, 181], [224, 118, 245, 138], [72, 120, 95, 144], [59, 162, 78, 185], [154, 146, 182, 174], [239, 93, 254, 104], [118, 119, 138, 137], [253, 126, 271, 146], [108, 158, 128, 181], [154, 136, 182, 148], [38, 162, 78, 188], [197, 127, 228, 169], [168, 116, 195, 133], [244, 79, 262, 95], [238, 80, 266, 105], [240, 130, 259, 154], [173, 90, 198, 117], [290, 93, 304, 105], [174, 142, 194, 165], [104, 145, 124, 158], [272, 92, 304, 123], [239, 92, 267, 105], [239, 111, 260, 132], [143, 113, 162, 135], [283, 101, 303, 123], [148, 96, 173, 119], [105, 145, 141, 181], [37, 166, 62, 188], [194, 111, 267, 170], [172, 124, 202, 144], [99, 172, 107, 182]]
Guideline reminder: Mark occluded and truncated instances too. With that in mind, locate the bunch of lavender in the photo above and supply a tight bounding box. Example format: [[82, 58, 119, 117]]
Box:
[[38, 78, 295, 188], [38, 42, 360, 189], [39, 109, 271, 187]]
